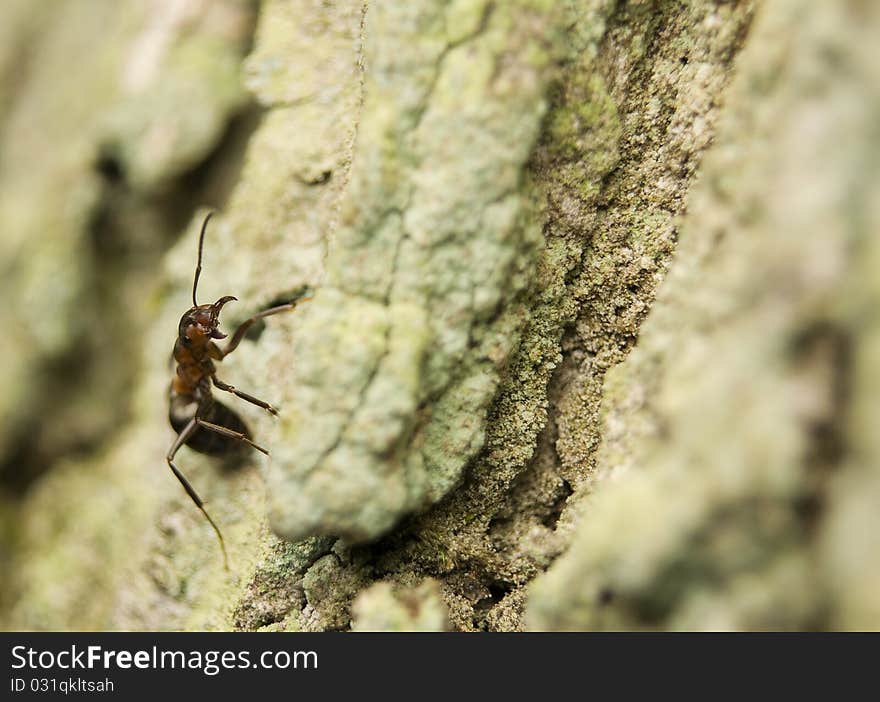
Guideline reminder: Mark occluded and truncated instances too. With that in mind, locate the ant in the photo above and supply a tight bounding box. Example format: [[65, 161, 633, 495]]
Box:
[[167, 211, 308, 568]]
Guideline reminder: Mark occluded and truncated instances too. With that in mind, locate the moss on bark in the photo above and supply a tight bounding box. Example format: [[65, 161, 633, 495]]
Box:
[[3, 0, 876, 632]]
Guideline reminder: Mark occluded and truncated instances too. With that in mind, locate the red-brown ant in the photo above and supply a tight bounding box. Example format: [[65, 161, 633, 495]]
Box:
[[167, 211, 308, 568]]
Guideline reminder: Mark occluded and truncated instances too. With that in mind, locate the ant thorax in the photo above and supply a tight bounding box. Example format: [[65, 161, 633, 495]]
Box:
[[165, 211, 303, 569]]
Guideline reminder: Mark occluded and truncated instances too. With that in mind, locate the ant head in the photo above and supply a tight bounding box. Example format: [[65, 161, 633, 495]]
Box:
[[180, 211, 238, 344], [179, 296, 237, 345]]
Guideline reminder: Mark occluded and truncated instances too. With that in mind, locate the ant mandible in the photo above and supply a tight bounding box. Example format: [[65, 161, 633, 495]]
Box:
[[167, 211, 307, 568]]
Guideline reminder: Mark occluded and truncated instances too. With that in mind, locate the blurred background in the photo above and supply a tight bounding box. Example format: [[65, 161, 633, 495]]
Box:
[[0, 0, 259, 493], [0, 0, 275, 626]]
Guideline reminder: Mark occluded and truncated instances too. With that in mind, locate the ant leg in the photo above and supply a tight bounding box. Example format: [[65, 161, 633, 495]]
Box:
[[167, 419, 229, 570], [213, 377, 279, 416], [220, 297, 312, 359], [195, 416, 270, 455]]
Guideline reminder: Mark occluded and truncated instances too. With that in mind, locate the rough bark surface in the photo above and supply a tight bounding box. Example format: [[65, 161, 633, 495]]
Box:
[[1, 0, 877, 632]]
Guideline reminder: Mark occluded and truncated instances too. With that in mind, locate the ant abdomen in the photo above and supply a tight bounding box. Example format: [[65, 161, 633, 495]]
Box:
[[166, 211, 310, 568], [169, 394, 251, 456]]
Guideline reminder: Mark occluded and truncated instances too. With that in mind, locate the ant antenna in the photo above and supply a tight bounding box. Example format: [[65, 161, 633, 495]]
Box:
[[192, 211, 214, 307]]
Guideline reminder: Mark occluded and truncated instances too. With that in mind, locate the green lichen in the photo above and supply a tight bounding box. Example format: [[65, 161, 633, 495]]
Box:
[[351, 579, 449, 631], [0, 0, 361, 631], [527, 0, 880, 631], [233, 535, 335, 631], [102, 0, 253, 192], [268, 0, 566, 543], [3, 0, 810, 634], [0, 0, 257, 503]]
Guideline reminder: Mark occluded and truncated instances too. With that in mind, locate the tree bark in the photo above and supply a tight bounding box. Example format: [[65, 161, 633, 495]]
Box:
[[2, 0, 877, 632]]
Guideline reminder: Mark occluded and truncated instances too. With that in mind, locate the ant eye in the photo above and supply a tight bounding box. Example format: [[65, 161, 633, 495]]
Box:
[[170, 210, 307, 568]]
